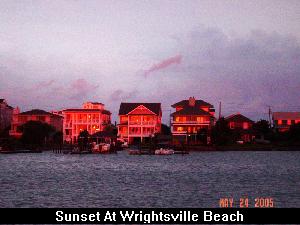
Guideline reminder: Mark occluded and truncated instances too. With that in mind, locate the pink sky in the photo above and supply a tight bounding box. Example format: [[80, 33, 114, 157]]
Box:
[[1, 0, 300, 123]]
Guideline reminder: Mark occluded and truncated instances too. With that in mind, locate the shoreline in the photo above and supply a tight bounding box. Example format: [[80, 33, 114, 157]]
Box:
[[1, 145, 300, 154], [186, 145, 300, 151]]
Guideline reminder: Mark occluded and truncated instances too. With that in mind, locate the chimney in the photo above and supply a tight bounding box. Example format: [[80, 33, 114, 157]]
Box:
[[188, 96, 196, 107], [13, 106, 20, 114]]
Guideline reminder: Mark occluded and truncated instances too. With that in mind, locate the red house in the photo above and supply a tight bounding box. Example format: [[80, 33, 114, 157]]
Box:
[[272, 112, 300, 132], [9, 109, 63, 138], [117, 103, 162, 144], [225, 113, 254, 143], [171, 97, 215, 144]]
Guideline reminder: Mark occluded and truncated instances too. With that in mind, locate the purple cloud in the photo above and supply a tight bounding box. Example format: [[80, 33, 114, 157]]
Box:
[[69, 78, 99, 100], [110, 89, 137, 101], [144, 54, 182, 77]]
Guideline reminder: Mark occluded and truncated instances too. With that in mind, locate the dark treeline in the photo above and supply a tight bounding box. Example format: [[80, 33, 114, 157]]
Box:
[[211, 118, 300, 146], [1, 119, 300, 151]]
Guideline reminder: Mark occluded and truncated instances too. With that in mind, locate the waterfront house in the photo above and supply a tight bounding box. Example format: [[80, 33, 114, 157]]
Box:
[[62, 102, 111, 143], [272, 112, 300, 132], [9, 108, 63, 138], [0, 99, 13, 133], [171, 97, 215, 144], [117, 103, 162, 144], [225, 113, 254, 143]]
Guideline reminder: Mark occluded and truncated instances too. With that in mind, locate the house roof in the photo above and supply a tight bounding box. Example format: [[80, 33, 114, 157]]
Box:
[[171, 106, 212, 116], [87, 102, 104, 105], [63, 108, 111, 115], [119, 103, 161, 115], [171, 99, 213, 108], [19, 109, 63, 118], [225, 113, 254, 123], [273, 112, 300, 120]]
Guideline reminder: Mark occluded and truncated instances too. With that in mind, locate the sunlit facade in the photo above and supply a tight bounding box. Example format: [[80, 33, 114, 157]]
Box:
[[171, 97, 215, 143], [9, 108, 63, 138], [0, 99, 13, 133], [62, 102, 111, 143], [225, 113, 254, 142], [273, 112, 300, 132], [117, 103, 162, 144]]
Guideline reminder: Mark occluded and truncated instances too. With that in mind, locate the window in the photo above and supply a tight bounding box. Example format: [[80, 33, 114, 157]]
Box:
[[197, 117, 202, 122], [37, 116, 46, 122], [291, 120, 295, 125], [282, 120, 287, 125]]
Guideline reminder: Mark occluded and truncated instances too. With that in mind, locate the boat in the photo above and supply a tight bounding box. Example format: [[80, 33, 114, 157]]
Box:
[[91, 142, 111, 154], [128, 149, 141, 155], [174, 150, 189, 154], [154, 148, 175, 155]]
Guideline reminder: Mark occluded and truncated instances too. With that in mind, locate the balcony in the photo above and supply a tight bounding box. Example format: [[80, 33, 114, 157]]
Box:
[[171, 120, 210, 124], [71, 119, 100, 124], [128, 132, 155, 137], [128, 121, 155, 125], [9, 130, 22, 136], [64, 123, 72, 129], [142, 121, 155, 125]]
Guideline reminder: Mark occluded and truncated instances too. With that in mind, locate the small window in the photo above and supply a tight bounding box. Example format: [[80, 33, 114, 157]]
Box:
[[243, 122, 249, 129]]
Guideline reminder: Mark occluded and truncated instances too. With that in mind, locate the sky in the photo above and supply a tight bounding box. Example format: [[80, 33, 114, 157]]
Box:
[[0, 0, 300, 123]]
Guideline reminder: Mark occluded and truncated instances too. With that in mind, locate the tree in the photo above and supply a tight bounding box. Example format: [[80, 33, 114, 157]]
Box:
[[161, 124, 171, 135], [197, 128, 208, 145], [0, 125, 10, 138], [103, 124, 118, 136], [21, 121, 55, 148], [253, 119, 271, 139], [211, 117, 233, 145], [289, 122, 300, 142], [52, 131, 63, 145], [78, 130, 90, 151]]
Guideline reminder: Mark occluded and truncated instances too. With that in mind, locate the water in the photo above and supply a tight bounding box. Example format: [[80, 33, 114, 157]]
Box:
[[0, 151, 300, 208]]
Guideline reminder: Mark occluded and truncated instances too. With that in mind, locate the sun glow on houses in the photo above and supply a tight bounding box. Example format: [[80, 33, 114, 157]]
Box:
[[62, 102, 111, 143], [117, 103, 162, 144], [9, 109, 63, 138], [272, 112, 300, 132], [0, 99, 13, 133], [225, 113, 254, 143], [171, 97, 215, 144]]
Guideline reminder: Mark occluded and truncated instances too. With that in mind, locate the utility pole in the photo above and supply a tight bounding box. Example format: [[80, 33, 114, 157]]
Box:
[[169, 109, 172, 127], [218, 101, 222, 119], [268, 106, 272, 128]]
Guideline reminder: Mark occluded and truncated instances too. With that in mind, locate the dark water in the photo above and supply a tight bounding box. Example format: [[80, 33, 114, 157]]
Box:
[[0, 151, 300, 208]]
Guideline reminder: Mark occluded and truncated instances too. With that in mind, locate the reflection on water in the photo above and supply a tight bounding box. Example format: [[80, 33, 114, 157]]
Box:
[[0, 151, 300, 207]]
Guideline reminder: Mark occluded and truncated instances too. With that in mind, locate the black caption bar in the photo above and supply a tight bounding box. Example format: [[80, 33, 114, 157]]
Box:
[[0, 208, 299, 224]]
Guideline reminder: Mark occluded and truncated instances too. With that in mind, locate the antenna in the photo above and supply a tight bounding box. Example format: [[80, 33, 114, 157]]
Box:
[[218, 101, 222, 119]]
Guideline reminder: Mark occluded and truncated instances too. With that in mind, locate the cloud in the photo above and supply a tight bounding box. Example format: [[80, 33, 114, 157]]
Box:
[[69, 78, 99, 100], [35, 79, 55, 89], [143, 54, 182, 77], [171, 26, 300, 118], [109, 89, 137, 101]]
